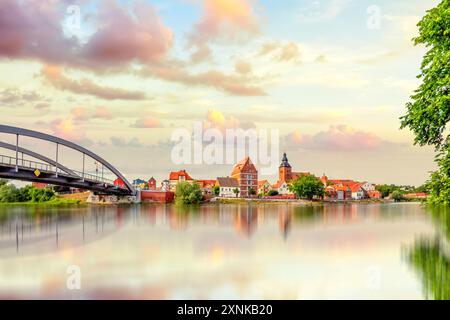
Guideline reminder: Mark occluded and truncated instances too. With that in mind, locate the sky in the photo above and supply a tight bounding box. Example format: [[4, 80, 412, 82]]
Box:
[[0, 0, 440, 186]]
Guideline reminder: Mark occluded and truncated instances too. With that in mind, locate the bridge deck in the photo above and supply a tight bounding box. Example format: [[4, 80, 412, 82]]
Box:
[[0, 154, 130, 195]]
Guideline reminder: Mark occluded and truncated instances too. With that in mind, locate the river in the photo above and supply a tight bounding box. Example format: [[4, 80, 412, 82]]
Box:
[[0, 202, 448, 299]]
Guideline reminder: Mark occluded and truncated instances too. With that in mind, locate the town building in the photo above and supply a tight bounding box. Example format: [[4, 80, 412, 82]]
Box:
[[197, 179, 216, 195], [216, 177, 240, 198], [132, 178, 147, 190], [169, 170, 194, 191], [279, 153, 310, 183], [272, 180, 290, 195], [231, 157, 258, 198], [148, 177, 157, 190], [113, 178, 125, 188], [366, 190, 382, 199], [161, 179, 170, 191], [349, 182, 366, 200], [257, 180, 272, 195]]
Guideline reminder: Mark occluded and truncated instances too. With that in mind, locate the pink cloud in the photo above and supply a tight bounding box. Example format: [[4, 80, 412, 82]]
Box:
[[0, 0, 77, 64], [132, 117, 163, 128], [71, 106, 89, 121], [259, 41, 301, 62], [206, 109, 254, 131], [93, 106, 114, 120], [286, 125, 386, 151], [188, 0, 260, 62], [144, 64, 265, 96], [81, 0, 173, 68], [50, 117, 86, 142], [235, 60, 252, 75], [0, 0, 264, 97], [41, 65, 147, 100]]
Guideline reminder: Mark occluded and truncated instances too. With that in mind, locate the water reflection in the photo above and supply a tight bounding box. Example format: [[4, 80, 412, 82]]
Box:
[[0, 203, 415, 256], [0, 202, 445, 299], [405, 206, 450, 300]]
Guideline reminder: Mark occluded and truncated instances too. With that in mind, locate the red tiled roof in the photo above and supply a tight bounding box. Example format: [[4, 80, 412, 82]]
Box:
[[258, 180, 269, 186], [348, 182, 364, 192], [272, 180, 286, 189], [197, 180, 216, 188], [216, 177, 239, 188], [231, 157, 256, 176], [169, 170, 193, 181]]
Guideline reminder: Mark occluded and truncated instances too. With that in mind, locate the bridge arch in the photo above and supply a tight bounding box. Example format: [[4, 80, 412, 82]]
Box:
[[0, 124, 135, 195]]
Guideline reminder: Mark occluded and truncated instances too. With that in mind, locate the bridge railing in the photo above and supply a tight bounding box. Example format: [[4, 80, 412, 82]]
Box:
[[0, 154, 58, 173], [0, 154, 120, 187], [71, 170, 115, 185]]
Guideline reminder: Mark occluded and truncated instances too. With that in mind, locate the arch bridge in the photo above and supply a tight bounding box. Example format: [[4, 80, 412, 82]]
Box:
[[0, 125, 135, 196]]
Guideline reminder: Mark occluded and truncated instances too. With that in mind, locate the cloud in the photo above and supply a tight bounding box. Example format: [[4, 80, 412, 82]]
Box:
[[93, 106, 114, 120], [0, 0, 173, 71], [258, 41, 301, 62], [71, 106, 89, 121], [298, 0, 352, 23], [110, 136, 142, 148], [0, 0, 262, 97], [80, 0, 173, 68], [132, 117, 163, 128], [41, 65, 147, 100], [143, 64, 265, 96], [188, 0, 260, 62], [285, 125, 391, 151], [0, 0, 78, 64], [206, 109, 255, 131], [50, 117, 88, 143], [0, 88, 48, 107], [235, 60, 252, 75], [34, 102, 51, 110]]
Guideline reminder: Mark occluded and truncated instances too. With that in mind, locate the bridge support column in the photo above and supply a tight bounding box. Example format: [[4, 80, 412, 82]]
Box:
[[55, 142, 59, 178], [15, 134, 19, 172]]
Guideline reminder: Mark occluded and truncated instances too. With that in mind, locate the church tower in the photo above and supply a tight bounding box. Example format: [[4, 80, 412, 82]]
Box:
[[279, 153, 292, 182]]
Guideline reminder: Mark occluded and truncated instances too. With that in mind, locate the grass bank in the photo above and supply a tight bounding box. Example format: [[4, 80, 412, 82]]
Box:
[[0, 198, 84, 206]]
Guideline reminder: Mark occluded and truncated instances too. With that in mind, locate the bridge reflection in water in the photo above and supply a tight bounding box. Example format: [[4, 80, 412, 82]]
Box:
[[0, 203, 447, 299]]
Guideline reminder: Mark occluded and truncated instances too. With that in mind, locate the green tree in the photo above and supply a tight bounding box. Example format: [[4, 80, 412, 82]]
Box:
[[267, 190, 279, 196], [233, 188, 240, 198], [289, 175, 325, 200], [400, 0, 450, 205], [175, 182, 203, 205], [248, 187, 256, 196], [0, 183, 19, 202], [212, 185, 220, 196], [391, 190, 406, 202]]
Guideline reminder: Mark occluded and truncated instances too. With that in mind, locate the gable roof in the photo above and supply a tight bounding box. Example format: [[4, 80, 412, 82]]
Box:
[[231, 157, 256, 176], [272, 180, 287, 189], [349, 182, 364, 192], [258, 180, 269, 187], [216, 177, 239, 188], [197, 180, 216, 188], [169, 170, 193, 181]]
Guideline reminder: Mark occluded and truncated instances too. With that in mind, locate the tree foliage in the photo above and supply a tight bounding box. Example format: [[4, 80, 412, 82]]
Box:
[[400, 0, 450, 204], [175, 181, 203, 205], [267, 190, 279, 196], [289, 175, 325, 200], [0, 182, 55, 203]]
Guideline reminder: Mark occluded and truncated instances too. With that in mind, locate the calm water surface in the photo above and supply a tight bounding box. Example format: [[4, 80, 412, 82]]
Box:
[[0, 202, 448, 299]]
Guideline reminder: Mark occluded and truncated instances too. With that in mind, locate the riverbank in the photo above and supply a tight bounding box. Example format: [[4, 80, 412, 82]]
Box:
[[0, 198, 84, 206], [210, 197, 394, 205]]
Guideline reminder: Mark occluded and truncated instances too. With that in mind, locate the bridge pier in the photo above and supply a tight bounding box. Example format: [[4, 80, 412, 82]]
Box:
[[87, 191, 140, 204]]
